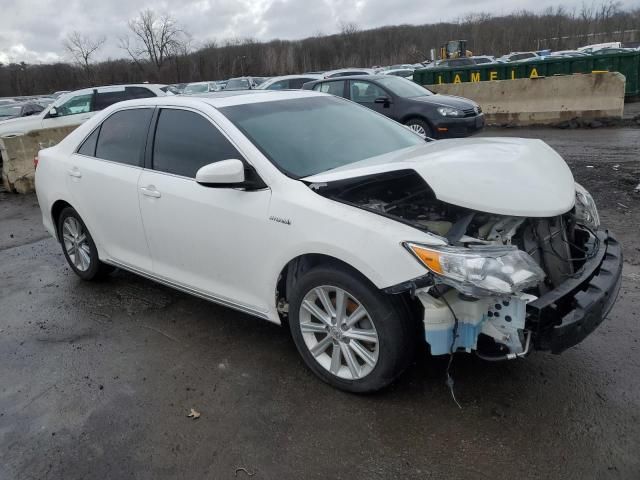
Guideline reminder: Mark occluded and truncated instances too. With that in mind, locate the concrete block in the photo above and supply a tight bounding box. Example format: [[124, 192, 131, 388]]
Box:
[[426, 72, 626, 126], [1, 126, 78, 194]]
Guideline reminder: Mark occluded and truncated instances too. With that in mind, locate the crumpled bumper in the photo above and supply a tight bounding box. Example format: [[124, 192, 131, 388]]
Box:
[[527, 230, 623, 354]]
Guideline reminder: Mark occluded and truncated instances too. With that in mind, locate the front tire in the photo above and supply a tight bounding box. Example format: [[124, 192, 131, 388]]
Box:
[[288, 264, 415, 393], [404, 118, 433, 139], [57, 207, 113, 281]]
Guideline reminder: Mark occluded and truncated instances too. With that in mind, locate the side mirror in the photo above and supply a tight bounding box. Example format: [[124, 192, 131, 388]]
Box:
[[47, 107, 58, 118], [374, 96, 391, 107], [196, 159, 245, 187]]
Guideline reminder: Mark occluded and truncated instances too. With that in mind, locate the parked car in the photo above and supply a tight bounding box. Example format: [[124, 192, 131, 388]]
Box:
[[35, 90, 622, 392], [322, 68, 375, 78], [549, 50, 590, 58], [577, 42, 621, 53], [497, 52, 541, 63], [183, 82, 217, 95], [257, 74, 322, 90], [469, 55, 496, 64], [592, 48, 635, 55], [381, 68, 414, 79], [303, 75, 484, 138], [0, 101, 44, 122], [426, 57, 476, 69], [0, 84, 167, 138], [224, 77, 261, 90]]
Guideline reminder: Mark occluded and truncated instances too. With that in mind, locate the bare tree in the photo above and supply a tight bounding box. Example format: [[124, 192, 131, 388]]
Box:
[[121, 10, 186, 75], [63, 31, 105, 82]]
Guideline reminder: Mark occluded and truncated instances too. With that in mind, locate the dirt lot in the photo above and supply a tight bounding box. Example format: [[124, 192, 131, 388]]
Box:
[[1, 127, 639, 480]]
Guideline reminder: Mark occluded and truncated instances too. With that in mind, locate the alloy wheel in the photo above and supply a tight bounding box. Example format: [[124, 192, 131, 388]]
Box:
[[409, 123, 427, 138], [299, 285, 379, 380], [62, 216, 91, 272]]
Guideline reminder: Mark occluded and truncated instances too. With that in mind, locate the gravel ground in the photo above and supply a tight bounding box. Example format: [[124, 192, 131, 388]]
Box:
[[1, 127, 639, 480]]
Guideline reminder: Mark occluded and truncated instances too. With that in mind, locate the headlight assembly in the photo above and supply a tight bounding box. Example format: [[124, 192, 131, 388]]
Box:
[[404, 243, 545, 297], [574, 182, 600, 230], [436, 107, 463, 117]]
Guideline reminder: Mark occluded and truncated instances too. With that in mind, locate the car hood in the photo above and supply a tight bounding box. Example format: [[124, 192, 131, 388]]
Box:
[[302, 138, 575, 217], [0, 113, 43, 136], [411, 94, 476, 109]]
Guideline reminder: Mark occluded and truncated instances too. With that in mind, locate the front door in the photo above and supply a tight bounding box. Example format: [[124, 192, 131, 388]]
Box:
[[138, 107, 272, 313]]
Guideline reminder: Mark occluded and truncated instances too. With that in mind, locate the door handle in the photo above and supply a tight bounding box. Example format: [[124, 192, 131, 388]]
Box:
[[67, 168, 82, 178], [140, 186, 161, 198]]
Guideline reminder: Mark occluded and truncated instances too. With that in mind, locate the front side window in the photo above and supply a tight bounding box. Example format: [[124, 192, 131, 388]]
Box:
[[350, 81, 387, 103], [313, 81, 346, 98], [55, 93, 93, 117], [95, 108, 153, 166], [220, 96, 424, 178], [152, 109, 242, 178]]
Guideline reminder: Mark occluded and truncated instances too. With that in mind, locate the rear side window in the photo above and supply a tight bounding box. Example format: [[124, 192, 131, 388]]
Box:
[[94, 87, 155, 111], [152, 109, 241, 178], [267, 80, 289, 90], [289, 78, 313, 89], [313, 81, 346, 98], [95, 109, 153, 166], [77, 127, 100, 156]]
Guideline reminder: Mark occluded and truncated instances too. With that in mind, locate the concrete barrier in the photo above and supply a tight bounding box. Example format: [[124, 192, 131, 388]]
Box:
[[1, 126, 77, 193], [426, 72, 626, 126]]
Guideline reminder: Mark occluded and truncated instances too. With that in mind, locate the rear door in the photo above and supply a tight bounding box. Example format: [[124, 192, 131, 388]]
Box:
[[138, 107, 272, 313], [67, 107, 154, 271]]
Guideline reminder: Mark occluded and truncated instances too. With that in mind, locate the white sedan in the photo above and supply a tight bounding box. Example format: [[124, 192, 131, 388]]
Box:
[[35, 91, 622, 392]]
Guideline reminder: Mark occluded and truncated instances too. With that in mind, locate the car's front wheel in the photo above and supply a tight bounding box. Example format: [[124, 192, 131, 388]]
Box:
[[57, 207, 113, 281], [288, 264, 415, 393], [404, 118, 432, 139]]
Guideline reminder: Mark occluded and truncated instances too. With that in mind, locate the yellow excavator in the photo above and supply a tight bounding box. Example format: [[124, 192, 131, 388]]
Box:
[[439, 40, 473, 60]]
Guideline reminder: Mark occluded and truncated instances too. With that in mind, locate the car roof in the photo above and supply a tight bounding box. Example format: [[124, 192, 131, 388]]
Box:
[[107, 89, 327, 109]]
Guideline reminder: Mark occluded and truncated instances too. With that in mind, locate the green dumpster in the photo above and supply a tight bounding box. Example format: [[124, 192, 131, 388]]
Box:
[[414, 51, 640, 97]]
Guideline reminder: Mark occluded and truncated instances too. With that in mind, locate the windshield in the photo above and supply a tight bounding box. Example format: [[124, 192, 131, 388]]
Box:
[[184, 84, 208, 94], [225, 79, 251, 90], [220, 96, 424, 178], [0, 105, 22, 118], [376, 77, 432, 98]]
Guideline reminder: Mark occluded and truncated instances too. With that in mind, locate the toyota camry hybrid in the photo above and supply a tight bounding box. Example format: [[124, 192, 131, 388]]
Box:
[[35, 90, 622, 393]]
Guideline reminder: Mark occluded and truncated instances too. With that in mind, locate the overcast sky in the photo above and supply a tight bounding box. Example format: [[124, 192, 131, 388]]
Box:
[[0, 0, 636, 64]]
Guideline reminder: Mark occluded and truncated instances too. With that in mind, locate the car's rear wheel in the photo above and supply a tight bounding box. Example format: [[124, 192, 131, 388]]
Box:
[[58, 207, 113, 281], [404, 118, 432, 138], [288, 264, 415, 393]]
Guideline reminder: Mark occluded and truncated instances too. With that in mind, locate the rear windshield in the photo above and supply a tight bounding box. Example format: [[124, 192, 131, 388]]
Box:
[[225, 79, 251, 90], [219, 96, 423, 178]]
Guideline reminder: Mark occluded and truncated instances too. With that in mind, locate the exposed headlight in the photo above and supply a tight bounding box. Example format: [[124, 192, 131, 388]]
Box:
[[437, 107, 463, 117], [404, 243, 545, 297], [574, 182, 600, 230]]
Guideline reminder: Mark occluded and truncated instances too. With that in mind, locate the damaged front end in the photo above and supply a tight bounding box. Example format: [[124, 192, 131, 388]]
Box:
[[310, 169, 623, 360]]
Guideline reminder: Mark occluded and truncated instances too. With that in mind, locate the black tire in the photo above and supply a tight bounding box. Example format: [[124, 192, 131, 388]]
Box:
[[404, 117, 433, 138], [288, 264, 415, 393], [57, 207, 113, 281]]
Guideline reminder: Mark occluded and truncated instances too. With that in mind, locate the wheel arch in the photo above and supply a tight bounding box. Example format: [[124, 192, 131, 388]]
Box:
[[51, 199, 74, 240], [275, 254, 376, 310], [274, 253, 421, 326]]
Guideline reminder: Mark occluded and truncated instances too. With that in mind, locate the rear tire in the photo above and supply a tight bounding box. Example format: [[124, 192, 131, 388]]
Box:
[[404, 118, 433, 139], [57, 207, 113, 281], [288, 264, 415, 393]]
